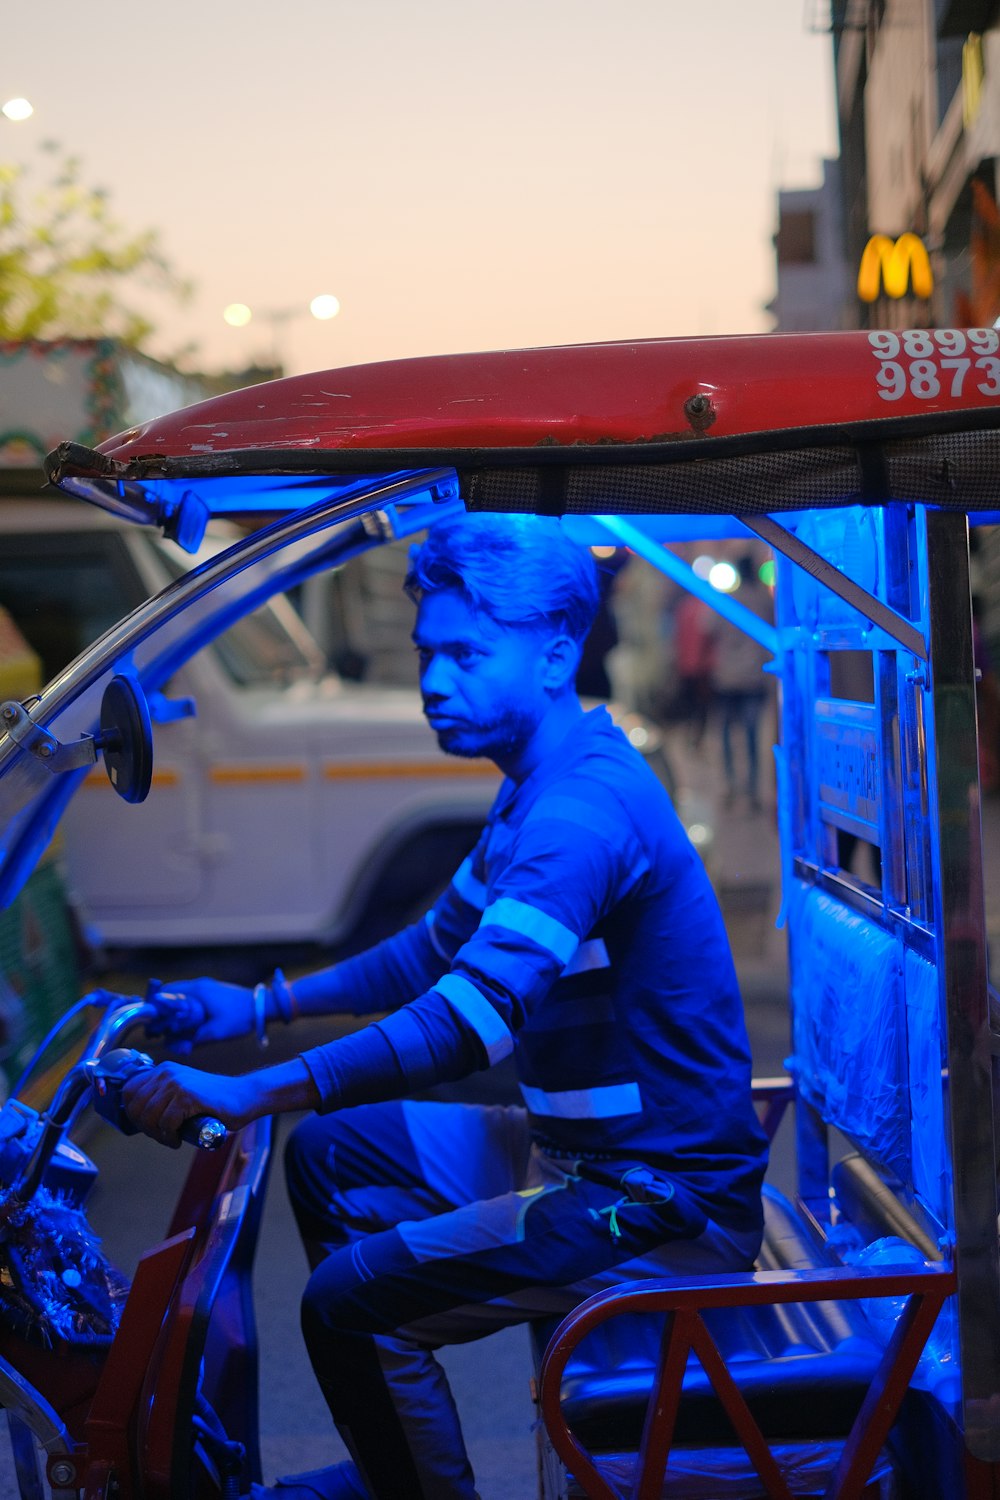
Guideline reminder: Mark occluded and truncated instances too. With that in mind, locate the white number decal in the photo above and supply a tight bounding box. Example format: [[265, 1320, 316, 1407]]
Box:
[[869, 331, 900, 359], [976, 356, 1000, 396], [908, 360, 941, 398], [876, 362, 906, 401], [941, 357, 971, 395], [969, 328, 999, 354], [870, 331, 1000, 401], [902, 330, 935, 357], [935, 329, 967, 355]]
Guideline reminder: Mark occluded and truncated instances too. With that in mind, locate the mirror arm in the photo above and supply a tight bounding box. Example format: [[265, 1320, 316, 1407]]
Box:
[[0, 700, 97, 775]]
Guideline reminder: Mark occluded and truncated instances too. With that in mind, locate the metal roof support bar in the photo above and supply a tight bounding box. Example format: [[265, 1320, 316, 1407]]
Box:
[[593, 515, 778, 654], [742, 514, 926, 660]]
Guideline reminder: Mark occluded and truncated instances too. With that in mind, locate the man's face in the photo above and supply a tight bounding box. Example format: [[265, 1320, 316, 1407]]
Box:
[[413, 588, 552, 762]]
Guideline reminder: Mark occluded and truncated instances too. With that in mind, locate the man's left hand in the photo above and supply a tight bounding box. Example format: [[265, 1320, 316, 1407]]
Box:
[[122, 1061, 259, 1148]]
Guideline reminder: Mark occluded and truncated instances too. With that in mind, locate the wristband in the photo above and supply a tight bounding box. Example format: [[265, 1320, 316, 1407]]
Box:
[[270, 968, 299, 1024], [253, 984, 270, 1049]]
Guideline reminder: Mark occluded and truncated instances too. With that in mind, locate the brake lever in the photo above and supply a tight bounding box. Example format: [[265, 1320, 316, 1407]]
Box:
[[87, 1049, 228, 1150]]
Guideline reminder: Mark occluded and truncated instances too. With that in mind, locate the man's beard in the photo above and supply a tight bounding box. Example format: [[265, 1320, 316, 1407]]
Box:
[[431, 702, 538, 762]]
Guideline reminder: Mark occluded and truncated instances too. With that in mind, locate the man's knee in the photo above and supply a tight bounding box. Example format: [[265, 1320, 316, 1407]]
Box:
[[284, 1112, 349, 1244], [301, 1242, 381, 1343]]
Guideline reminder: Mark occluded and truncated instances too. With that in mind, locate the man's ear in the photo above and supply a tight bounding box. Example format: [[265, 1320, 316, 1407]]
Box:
[[541, 633, 582, 693]]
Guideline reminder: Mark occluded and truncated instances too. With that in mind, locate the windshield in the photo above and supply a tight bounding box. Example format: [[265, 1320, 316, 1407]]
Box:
[[0, 484, 427, 906], [212, 605, 322, 687], [152, 536, 324, 689]]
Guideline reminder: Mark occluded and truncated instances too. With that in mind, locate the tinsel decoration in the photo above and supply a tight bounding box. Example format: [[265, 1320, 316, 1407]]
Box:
[[0, 1186, 129, 1347]]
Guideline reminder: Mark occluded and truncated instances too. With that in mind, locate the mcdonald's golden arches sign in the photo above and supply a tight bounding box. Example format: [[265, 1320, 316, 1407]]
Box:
[[858, 234, 933, 302]]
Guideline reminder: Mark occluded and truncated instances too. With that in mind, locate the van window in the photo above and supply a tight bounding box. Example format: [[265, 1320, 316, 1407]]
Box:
[[210, 604, 321, 687], [0, 535, 147, 682]]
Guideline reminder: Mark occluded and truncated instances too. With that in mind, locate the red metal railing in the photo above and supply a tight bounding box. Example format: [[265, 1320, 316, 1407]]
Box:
[[539, 1261, 957, 1500]]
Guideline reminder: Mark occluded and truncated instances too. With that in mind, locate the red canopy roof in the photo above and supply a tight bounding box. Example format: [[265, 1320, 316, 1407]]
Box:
[[44, 333, 1000, 520], [78, 332, 1000, 465]]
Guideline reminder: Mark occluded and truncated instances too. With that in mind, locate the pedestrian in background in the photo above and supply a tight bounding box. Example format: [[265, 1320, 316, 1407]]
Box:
[[712, 556, 773, 812], [672, 592, 716, 747]]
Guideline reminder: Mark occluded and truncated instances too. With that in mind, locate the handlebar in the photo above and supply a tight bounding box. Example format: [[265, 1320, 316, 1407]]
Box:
[[11, 989, 228, 1201], [89, 1048, 229, 1151]]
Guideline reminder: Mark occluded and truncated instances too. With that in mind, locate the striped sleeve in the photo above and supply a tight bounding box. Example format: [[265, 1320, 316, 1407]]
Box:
[[288, 827, 493, 1016], [300, 783, 645, 1107], [301, 991, 484, 1111], [423, 847, 490, 963], [432, 784, 645, 1044]]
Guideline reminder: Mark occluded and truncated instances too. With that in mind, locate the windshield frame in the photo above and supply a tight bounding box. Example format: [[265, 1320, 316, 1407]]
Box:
[[1, 469, 452, 744], [0, 469, 456, 904]]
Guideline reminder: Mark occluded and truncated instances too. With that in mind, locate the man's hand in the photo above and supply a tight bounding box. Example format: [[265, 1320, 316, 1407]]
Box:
[[122, 1061, 261, 1148], [146, 978, 256, 1048]]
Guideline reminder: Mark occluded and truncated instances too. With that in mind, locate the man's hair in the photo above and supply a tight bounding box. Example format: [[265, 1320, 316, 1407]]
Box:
[[406, 513, 600, 642]]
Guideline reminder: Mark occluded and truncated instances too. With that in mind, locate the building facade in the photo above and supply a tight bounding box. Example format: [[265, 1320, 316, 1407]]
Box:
[[831, 0, 1000, 328], [768, 158, 854, 330]]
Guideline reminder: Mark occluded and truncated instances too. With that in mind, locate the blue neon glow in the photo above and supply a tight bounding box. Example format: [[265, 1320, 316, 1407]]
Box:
[[593, 514, 778, 655], [59, 470, 462, 553]]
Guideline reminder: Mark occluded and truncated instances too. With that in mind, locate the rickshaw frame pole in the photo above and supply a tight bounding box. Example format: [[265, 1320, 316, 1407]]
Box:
[[923, 506, 1000, 1462]]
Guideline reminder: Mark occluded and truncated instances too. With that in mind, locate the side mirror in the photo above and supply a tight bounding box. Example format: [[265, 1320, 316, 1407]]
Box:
[[99, 674, 153, 804], [1, 673, 153, 804]]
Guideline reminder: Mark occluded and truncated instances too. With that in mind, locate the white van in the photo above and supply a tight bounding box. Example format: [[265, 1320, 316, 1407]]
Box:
[[0, 497, 502, 951]]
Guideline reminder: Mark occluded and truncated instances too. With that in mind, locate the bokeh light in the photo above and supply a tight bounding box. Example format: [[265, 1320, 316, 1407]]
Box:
[[223, 303, 253, 328], [1, 98, 34, 122], [310, 294, 341, 321], [708, 561, 740, 593], [758, 559, 776, 587], [692, 554, 715, 580]]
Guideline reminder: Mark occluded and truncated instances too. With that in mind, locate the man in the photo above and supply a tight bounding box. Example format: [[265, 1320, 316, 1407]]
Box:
[[712, 554, 774, 812], [124, 513, 768, 1500]]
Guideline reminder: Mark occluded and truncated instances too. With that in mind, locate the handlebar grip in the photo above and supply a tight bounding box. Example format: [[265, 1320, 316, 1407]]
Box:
[[90, 1049, 228, 1150], [179, 1115, 228, 1150]]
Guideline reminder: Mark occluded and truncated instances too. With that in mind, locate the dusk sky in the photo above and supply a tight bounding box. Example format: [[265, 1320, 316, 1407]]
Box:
[[3, 1, 839, 378]]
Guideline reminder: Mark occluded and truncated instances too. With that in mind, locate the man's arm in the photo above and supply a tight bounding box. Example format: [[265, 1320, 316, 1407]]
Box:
[[283, 850, 489, 1018], [151, 848, 489, 1045], [300, 790, 642, 1112], [125, 796, 637, 1138], [122, 1055, 321, 1146]]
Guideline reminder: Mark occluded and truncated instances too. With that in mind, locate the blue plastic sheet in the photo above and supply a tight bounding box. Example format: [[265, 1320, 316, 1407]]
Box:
[[904, 948, 952, 1229], [789, 886, 910, 1181]]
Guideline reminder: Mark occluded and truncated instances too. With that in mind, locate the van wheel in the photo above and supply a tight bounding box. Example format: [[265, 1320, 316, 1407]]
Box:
[[351, 824, 481, 949]]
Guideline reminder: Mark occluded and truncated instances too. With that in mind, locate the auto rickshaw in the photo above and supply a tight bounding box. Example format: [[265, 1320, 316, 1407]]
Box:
[[0, 328, 998, 1497]]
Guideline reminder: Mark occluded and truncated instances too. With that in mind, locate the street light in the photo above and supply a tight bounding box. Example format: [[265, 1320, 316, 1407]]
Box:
[[222, 303, 253, 328], [1, 98, 34, 123], [309, 294, 340, 321], [222, 296, 340, 371]]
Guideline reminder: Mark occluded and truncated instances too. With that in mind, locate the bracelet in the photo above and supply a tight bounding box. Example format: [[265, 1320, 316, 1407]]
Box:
[[252, 983, 270, 1049], [270, 968, 299, 1024]]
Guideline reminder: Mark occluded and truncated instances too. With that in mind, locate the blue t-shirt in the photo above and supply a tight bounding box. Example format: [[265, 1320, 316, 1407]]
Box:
[[304, 707, 767, 1233]]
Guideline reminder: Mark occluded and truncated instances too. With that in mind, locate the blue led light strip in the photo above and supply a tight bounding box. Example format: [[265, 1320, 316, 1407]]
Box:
[[593, 514, 778, 654]]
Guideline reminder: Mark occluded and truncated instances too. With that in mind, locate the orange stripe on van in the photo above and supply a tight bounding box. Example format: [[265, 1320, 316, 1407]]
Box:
[[323, 760, 499, 780], [210, 766, 307, 784], [83, 768, 179, 788]]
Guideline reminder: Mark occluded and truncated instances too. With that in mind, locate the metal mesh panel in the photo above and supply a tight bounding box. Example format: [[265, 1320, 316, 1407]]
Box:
[[885, 429, 1000, 507], [463, 429, 1000, 515]]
